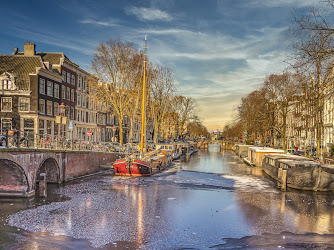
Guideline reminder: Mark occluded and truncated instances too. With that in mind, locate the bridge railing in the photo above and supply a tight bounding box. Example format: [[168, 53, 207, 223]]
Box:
[[0, 129, 112, 152]]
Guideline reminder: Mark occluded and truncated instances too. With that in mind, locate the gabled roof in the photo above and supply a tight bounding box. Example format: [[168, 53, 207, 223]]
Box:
[[38, 52, 64, 65], [17, 52, 69, 65], [0, 55, 44, 90]]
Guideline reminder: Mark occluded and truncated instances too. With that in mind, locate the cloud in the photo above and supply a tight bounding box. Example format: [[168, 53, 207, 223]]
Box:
[[246, 0, 317, 8], [134, 25, 289, 130], [79, 19, 122, 27], [125, 7, 173, 21]]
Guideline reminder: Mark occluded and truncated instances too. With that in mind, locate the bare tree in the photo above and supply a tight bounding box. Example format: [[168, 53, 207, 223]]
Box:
[[172, 96, 196, 138], [264, 72, 302, 150], [187, 116, 211, 139], [238, 88, 269, 145], [149, 65, 175, 143], [292, 5, 334, 155], [90, 38, 139, 145]]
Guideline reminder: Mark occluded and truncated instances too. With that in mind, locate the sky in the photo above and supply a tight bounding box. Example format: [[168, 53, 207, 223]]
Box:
[[0, 0, 317, 131]]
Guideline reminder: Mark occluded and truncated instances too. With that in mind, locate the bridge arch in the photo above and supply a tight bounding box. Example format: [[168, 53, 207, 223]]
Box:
[[0, 159, 29, 197], [35, 157, 60, 189]]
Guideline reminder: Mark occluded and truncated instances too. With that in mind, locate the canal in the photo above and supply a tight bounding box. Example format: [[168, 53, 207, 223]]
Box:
[[1, 145, 334, 249]]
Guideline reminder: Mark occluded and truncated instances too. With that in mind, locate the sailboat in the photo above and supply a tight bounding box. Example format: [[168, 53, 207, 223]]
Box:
[[113, 36, 169, 176]]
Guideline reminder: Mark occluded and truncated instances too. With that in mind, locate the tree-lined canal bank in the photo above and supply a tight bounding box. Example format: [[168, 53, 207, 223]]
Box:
[[1, 146, 334, 249]]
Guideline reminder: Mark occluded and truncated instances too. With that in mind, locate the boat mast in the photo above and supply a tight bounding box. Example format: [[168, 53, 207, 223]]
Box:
[[140, 35, 147, 153]]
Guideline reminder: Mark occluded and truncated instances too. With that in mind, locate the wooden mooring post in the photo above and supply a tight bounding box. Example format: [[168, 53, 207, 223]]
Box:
[[39, 173, 47, 197], [277, 168, 287, 191]]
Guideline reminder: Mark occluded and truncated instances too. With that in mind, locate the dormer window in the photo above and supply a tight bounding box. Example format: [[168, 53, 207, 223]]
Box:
[[0, 72, 17, 91], [2, 79, 11, 90]]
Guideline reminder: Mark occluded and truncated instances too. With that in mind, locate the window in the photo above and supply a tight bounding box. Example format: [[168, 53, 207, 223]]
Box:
[[62, 71, 66, 82], [77, 93, 81, 106], [71, 75, 75, 85], [47, 120, 52, 135], [67, 72, 71, 83], [54, 102, 59, 116], [67, 87, 70, 100], [78, 76, 81, 89], [39, 99, 45, 114], [65, 106, 69, 118], [1, 118, 12, 130], [82, 95, 85, 108], [70, 107, 74, 120], [47, 101, 53, 115], [24, 119, 34, 128], [62, 85, 66, 99], [2, 79, 12, 90], [47, 81, 53, 97], [1, 97, 12, 112], [39, 119, 45, 135], [19, 98, 30, 112], [39, 78, 45, 94], [54, 84, 59, 98], [83, 77, 86, 90], [71, 89, 74, 102]]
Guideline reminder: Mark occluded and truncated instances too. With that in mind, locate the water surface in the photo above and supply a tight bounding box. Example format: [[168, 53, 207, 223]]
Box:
[[1, 145, 334, 249]]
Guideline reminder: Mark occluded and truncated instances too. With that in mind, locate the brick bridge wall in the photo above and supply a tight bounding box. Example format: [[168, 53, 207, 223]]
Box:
[[0, 149, 122, 197]]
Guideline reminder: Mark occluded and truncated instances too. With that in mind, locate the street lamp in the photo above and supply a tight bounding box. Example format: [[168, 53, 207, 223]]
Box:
[[58, 102, 65, 140], [112, 125, 116, 142]]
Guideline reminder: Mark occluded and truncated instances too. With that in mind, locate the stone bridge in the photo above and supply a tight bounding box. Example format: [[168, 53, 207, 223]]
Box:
[[197, 140, 236, 150], [0, 149, 122, 197]]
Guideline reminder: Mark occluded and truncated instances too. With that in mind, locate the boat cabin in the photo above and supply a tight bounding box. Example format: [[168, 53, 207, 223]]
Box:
[[235, 144, 252, 158], [156, 143, 175, 152], [246, 147, 285, 167]]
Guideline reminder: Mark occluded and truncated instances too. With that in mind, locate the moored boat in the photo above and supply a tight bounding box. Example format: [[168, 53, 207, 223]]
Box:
[[244, 146, 285, 167], [262, 154, 309, 181], [262, 154, 334, 191], [113, 36, 169, 177], [113, 149, 168, 177]]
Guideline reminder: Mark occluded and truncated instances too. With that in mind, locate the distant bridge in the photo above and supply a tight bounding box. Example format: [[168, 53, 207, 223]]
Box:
[[197, 140, 236, 150], [0, 149, 121, 197]]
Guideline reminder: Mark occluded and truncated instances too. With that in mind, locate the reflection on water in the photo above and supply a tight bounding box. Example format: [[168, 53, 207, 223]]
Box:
[[0, 146, 334, 249]]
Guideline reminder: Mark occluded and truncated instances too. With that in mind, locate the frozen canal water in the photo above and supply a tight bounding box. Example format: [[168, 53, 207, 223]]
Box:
[[1, 146, 334, 249]]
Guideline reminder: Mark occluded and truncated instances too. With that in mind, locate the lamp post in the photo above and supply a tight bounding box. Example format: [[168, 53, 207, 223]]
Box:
[[58, 102, 65, 141], [112, 125, 116, 142]]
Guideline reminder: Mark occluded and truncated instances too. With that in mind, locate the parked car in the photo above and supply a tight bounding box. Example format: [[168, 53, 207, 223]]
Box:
[[293, 150, 305, 156]]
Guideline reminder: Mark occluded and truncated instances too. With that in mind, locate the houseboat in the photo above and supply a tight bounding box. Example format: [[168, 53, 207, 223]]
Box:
[[235, 144, 252, 158], [262, 154, 309, 180], [155, 143, 182, 161], [262, 154, 334, 191], [244, 146, 285, 167]]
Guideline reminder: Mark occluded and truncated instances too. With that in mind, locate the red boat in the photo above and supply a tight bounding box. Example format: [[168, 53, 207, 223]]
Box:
[[113, 158, 152, 177], [113, 151, 168, 177]]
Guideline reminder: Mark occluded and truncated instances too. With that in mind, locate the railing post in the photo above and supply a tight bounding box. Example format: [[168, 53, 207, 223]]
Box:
[[16, 130, 20, 148], [5, 129, 9, 148]]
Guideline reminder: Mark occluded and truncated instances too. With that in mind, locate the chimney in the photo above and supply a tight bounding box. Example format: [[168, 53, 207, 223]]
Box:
[[24, 42, 36, 56], [12, 47, 19, 55]]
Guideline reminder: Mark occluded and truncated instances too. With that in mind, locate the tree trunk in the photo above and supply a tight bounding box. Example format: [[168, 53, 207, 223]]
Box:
[[129, 117, 134, 145], [118, 114, 123, 145]]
